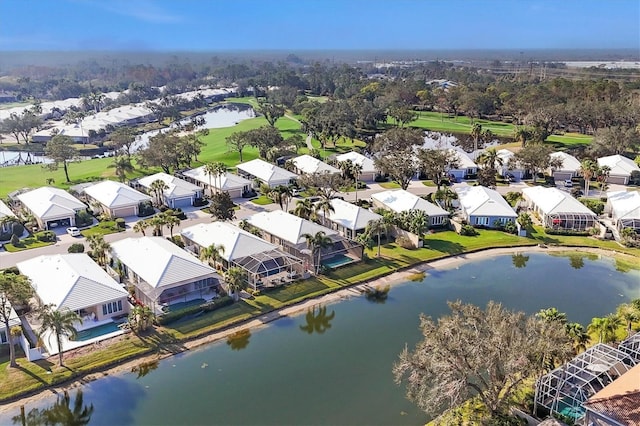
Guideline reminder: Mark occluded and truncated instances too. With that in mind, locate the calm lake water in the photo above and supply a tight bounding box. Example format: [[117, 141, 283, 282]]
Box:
[[3, 252, 639, 426]]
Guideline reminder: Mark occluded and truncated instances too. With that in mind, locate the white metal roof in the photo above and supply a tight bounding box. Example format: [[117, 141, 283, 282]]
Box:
[[84, 181, 151, 208], [0, 299, 21, 329], [522, 186, 596, 216], [607, 191, 640, 220], [247, 210, 337, 245], [598, 155, 639, 177], [321, 199, 382, 231], [292, 155, 341, 175], [16, 254, 127, 312], [451, 149, 478, 169], [110, 237, 217, 289], [17, 187, 86, 220], [371, 189, 449, 216], [137, 173, 201, 199], [0, 200, 16, 220], [181, 222, 278, 261], [335, 151, 376, 173], [236, 159, 298, 185], [455, 185, 517, 218], [550, 151, 582, 172], [182, 167, 251, 190]]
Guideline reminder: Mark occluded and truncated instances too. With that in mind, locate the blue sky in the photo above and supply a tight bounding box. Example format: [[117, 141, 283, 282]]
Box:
[[1, 0, 638, 51]]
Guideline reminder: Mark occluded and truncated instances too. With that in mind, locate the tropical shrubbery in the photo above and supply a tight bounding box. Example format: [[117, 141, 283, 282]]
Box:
[[137, 201, 155, 217], [67, 243, 85, 253], [459, 224, 479, 236], [35, 230, 56, 242], [579, 198, 605, 215], [544, 228, 591, 236]]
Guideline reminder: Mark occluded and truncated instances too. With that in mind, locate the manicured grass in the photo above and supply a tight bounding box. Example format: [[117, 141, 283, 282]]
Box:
[[80, 221, 123, 237], [4, 236, 54, 252], [378, 181, 401, 189], [422, 180, 437, 187], [251, 195, 274, 205], [546, 133, 593, 146]]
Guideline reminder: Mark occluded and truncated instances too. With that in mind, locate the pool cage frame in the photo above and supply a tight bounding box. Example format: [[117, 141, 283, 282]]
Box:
[[534, 342, 639, 421], [617, 217, 640, 233], [231, 249, 305, 290], [545, 212, 598, 232], [618, 331, 640, 360]]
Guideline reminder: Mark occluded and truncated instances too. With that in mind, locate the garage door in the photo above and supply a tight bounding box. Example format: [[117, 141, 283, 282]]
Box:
[[553, 171, 572, 181], [606, 175, 628, 185], [171, 197, 192, 208], [112, 206, 137, 217]]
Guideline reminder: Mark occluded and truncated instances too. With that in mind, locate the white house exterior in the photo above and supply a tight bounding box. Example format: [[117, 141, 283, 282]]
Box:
[[598, 155, 639, 185], [522, 186, 597, 231], [17, 187, 87, 230], [549, 152, 582, 180], [0, 200, 18, 234], [448, 149, 478, 181], [497, 149, 525, 180], [319, 198, 382, 239], [606, 191, 640, 231], [110, 237, 221, 313], [0, 300, 21, 344], [455, 185, 517, 228], [335, 152, 377, 181], [84, 180, 152, 218], [16, 254, 130, 327], [236, 159, 298, 188], [181, 167, 252, 198], [137, 172, 202, 208], [371, 189, 449, 227], [291, 155, 341, 175]]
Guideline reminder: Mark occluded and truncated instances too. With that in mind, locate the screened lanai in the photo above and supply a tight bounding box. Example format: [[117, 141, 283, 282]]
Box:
[[618, 331, 640, 361], [534, 343, 639, 421], [232, 249, 304, 290], [545, 212, 598, 232]]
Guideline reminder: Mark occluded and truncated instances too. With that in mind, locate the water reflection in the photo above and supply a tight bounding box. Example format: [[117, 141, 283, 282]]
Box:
[[300, 306, 335, 335], [13, 389, 93, 426], [363, 285, 391, 304], [511, 254, 530, 268], [226, 329, 251, 351], [131, 359, 159, 379]]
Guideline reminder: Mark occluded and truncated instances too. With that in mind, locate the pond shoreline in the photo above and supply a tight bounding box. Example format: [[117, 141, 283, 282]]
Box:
[[0, 245, 636, 413]]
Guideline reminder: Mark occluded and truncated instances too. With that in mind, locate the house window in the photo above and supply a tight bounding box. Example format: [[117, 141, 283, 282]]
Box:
[[102, 300, 124, 316], [475, 217, 490, 226], [432, 215, 445, 226], [0, 329, 6, 344], [103, 305, 107, 315]]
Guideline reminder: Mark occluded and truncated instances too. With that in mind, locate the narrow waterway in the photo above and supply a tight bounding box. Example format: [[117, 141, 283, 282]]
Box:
[[3, 252, 639, 425]]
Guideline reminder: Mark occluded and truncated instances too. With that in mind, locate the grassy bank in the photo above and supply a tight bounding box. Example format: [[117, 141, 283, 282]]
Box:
[[1, 227, 637, 403]]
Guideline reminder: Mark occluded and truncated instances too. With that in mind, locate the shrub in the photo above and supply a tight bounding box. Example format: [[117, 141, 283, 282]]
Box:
[[68, 243, 85, 253], [459, 225, 479, 236], [166, 235, 185, 248], [579, 198, 605, 215], [137, 201, 155, 217], [544, 227, 590, 236], [11, 222, 24, 237], [192, 197, 208, 207], [35, 231, 56, 242], [75, 210, 94, 227], [395, 235, 416, 250], [374, 174, 388, 183], [10, 234, 20, 245], [115, 218, 126, 229], [504, 221, 518, 235]]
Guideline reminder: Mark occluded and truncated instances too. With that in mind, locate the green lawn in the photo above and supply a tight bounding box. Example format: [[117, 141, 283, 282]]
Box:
[[80, 221, 123, 237], [4, 236, 54, 252], [251, 195, 274, 205], [378, 181, 401, 189]]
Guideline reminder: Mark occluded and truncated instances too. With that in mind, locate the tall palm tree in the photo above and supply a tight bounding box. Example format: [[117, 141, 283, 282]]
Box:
[[149, 179, 169, 207], [86, 235, 110, 267], [108, 156, 134, 183], [225, 267, 247, 301], [270, 185, 293, 211], [200, 243, 225, 268], [204, 162, 227, 196], [565, 322, 590, 355], [588, 314, 622, 344], [597, 165, 611, 197], [366, 218, 392, 258], [536, 307, 568, 324], [133, 220, 149, 236], [514, 127, 532, 148], [314, 197, 335, 226], [351, 162, 363, 202], [38, 304, 81, 366], [0, 273, 33, 368], [302, 231, 334, 274], [616, 303, 640, 338], [147, 215, 165, 237], [477, 147, 503, 171], [579, 159, 598, 197], [294, 198, 316, 220], [162, 212, 181, 237], [471, 123, 482, 153]]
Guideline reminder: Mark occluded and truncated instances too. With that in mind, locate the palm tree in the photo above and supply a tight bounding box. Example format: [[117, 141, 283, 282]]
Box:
[[38, 304, 81, 366], [408, 209, 429, 237], [314, 197, 335, 226], [271, 185, 292, 211], [108, 156, 134, 183], [517, 213, 532, 234], [597, 165, 611, 197], [162, 213, 180, 237], [565, 322, 590, 355], [351, 162, 363, 202], [128, 305, 154, 332], [471, 123, 482, 154], [536, 307, 568, 324], [588, 314, 622, 344], [149, 179, 169, 207], [477, 148, 503, 171], [579, 159, 598, 197], [147, 215, 165, 236], [17, 389, 95, 426], [338, 159, 354, 180], [616, 303, 640, 338], [302, 231, 334, 274], [204, 162, 227, 196], [86, 235, 110, 267], [0, 273, 33, 368], [294, 198, 316, 220], [199, 243, 225, 268], [366, 218, 392, 258], [514, 127, 532, 148], [225, 266, 247, 301], [133, 220, 149, 236], [299, 306, 335, 334]]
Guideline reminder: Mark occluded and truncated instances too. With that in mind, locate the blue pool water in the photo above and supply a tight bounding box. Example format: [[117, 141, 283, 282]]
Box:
[[322, 254, 354, 268], [73, 321, 124, 341], [164, 298, 205, 313]]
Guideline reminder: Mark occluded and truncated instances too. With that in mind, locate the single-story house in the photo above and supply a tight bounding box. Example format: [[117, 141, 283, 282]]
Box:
[[246, 210, 363, 271], [17, 186, 87, 230], [181, 222, 304, 290], [17, 254, 130, 329], [110, 237, 222, 314], [136, 172, 203, 208], [291, 155, 341, 175], [448, 149, 478, 181], [371, 189, 450, 227], [583, 362, 640, 426], [497, 149, 526, 180], [0, 300, 20, 344], [0, 200, 18, 234], [181, 167, 252, 198], [319, 198, 382, 239], [335, 152, 377, 181], [522, 186, 597, 231], [549, 151, 581, 180], [606, 190, 640, 231], [236, 158, 298, 188], [455, 185, 517, 228], [598, 154, 640, 185], [84, 180, 152, 218]]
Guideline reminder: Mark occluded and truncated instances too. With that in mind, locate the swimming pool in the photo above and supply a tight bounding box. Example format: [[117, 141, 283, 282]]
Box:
[[322, 254, 355, 269], [73, 321, 125, 341]]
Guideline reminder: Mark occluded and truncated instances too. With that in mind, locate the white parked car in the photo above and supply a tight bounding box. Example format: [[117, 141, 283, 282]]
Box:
[[564, 180, 573, 188], [66, 227, 81, 237]]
